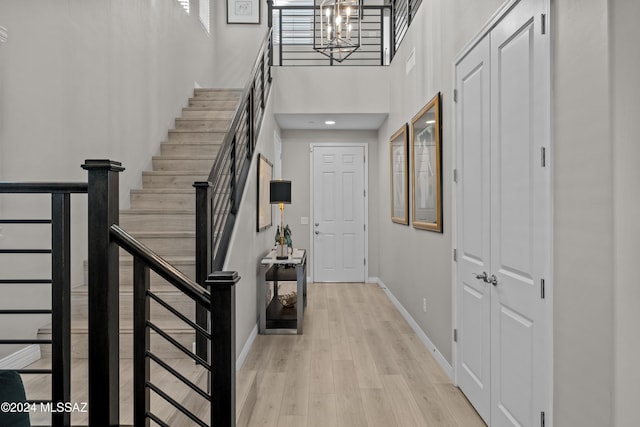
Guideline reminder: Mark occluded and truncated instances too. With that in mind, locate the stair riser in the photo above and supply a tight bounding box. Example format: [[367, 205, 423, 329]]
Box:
[[119, 263, 196, 289], [152, 158, 213, 172], [175, 119, 230, 130], [40, 331, 195, 359], [188, 99, 239, 109], [120, 214, 195, 232], [70, 294, 196, 322], [143, 174, 208, 188], [182, 110, 234, 119], [168, 131, 225, 144], [193, 90, 241, 98], [120, 236, 195, 257], [161, 143, 221, 157], [130, 192, 195, 209]]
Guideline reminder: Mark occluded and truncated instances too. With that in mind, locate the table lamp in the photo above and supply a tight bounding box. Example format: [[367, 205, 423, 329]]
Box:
[[270, 180, 291, 259]]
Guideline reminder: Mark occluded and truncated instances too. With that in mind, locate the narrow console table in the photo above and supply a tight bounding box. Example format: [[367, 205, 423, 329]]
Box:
[[259, 248, 307, 334]]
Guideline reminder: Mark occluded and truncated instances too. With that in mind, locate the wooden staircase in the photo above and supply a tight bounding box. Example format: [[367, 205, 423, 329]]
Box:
[[29, 88, 257, 426]]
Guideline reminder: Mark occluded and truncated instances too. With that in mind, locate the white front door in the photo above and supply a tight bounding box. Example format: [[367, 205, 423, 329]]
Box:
[[489, 1, 550, 425], [312, 145, 366, 282], [454, 0, 551, 426], [455, 35, 492, 423]]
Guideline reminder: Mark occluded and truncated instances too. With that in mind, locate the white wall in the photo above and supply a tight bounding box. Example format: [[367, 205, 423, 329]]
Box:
[[280, 129, 379, 279], [0, 0, 216, 359], [611, 1, 640, 426], [211, 0, 268, 88]]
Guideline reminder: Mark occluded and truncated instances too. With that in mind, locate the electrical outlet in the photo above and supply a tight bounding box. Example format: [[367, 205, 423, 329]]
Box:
[[422, 298, 427, 313]]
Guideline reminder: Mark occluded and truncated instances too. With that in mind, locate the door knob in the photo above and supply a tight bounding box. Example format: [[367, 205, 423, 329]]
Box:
[[473, 272, 488, 282], [315, 230, 319, 235], [315, 223, 319, 227], [488, 274, 498, 286]]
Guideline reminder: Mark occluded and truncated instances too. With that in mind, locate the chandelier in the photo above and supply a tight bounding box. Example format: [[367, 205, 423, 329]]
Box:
[[314, 0, 362, 62]]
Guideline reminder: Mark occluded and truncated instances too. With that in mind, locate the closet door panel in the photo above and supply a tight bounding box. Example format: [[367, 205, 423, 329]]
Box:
[[454, 35, 492, 424], [490, 0, 549, 425]]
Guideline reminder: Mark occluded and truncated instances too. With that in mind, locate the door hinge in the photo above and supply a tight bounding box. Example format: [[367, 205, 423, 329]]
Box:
[[541, 279, 546, 299], [453, 169, 458, 183], [541, 411, 546, 427], [541, 147, 547, 167], [453, 329, 458, 342], [364, 189, 366, 197], [364, 154, 366, 163], [453, 89, 458, 103], [453, 249, 458, 262], [541, 14, 547, 35], [364, 224, 366, 231], [364, 258, 367, 266]]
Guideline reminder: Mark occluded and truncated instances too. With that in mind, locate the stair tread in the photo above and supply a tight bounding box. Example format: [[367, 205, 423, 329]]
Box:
[[152, 155, 216, 160], [131, 188, 195, 194], [183, 107, 238, 111], [126, 231, 195, 237], [176, 117, 230, 121], [168, 128, 227, 133], [162, 142, 221, 146], [120, 209, 195, 215], [39, 323, 194, 333], [71, 285, 191, 296], [142, 171, 209, 176], [119, 256, 195, 265]]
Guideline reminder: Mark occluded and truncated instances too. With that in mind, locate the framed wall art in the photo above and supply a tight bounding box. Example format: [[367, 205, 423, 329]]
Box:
[[390, 124, 409, 225], [227, 0, 260, 24], [257, 154, 273, 231], [411, 92, 442, 232]]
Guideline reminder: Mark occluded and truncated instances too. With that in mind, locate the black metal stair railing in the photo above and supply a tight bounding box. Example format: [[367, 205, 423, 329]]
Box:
[[0, 182, 88, 427], [82, 160, 241, 427], [194, 28, 273, 359]]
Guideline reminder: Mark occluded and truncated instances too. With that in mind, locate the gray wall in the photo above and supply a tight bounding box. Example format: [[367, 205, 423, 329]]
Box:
[[375, 0, 504, 367], [611, 1, 640, 426], [553, 0, 614, 425], [375, 0, 637, 425], [223, 95, 278, 360]]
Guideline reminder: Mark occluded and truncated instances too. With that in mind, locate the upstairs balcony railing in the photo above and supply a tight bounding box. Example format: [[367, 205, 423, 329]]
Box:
[[269, 0, 423, 66]]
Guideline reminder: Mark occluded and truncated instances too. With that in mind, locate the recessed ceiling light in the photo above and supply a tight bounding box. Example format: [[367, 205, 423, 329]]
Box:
[[325, 120, 336, 125]]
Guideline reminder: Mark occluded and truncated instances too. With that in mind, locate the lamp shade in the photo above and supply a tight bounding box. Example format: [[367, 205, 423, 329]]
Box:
[[270, 180, 291, 204]]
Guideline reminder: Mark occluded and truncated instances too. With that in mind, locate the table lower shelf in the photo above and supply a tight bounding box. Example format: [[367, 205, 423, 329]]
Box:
[[265, 297, 298, 330]]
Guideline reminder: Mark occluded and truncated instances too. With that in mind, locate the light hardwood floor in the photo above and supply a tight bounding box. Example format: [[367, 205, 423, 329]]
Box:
[[241, 283, 485, 427]]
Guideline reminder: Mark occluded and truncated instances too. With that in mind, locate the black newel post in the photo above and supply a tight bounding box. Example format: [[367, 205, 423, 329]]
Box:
[[194, 181, 213, 360], [81, 159, 124, 426], [207, 271, 240, 427], [50, 192, 71, 427]]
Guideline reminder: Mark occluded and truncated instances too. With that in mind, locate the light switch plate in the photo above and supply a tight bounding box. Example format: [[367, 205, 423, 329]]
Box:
[[300, 216, 309, 225]]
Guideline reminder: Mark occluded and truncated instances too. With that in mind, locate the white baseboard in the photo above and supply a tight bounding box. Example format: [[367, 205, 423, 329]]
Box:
[[236, 324, 258, 371], [0, 344, 41, 370], [375, 278, 454, 380], [366, 276, 379, 284]]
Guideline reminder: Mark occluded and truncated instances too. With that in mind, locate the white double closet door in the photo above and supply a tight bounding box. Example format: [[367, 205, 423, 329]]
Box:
[[454, 0, 551, 426]]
